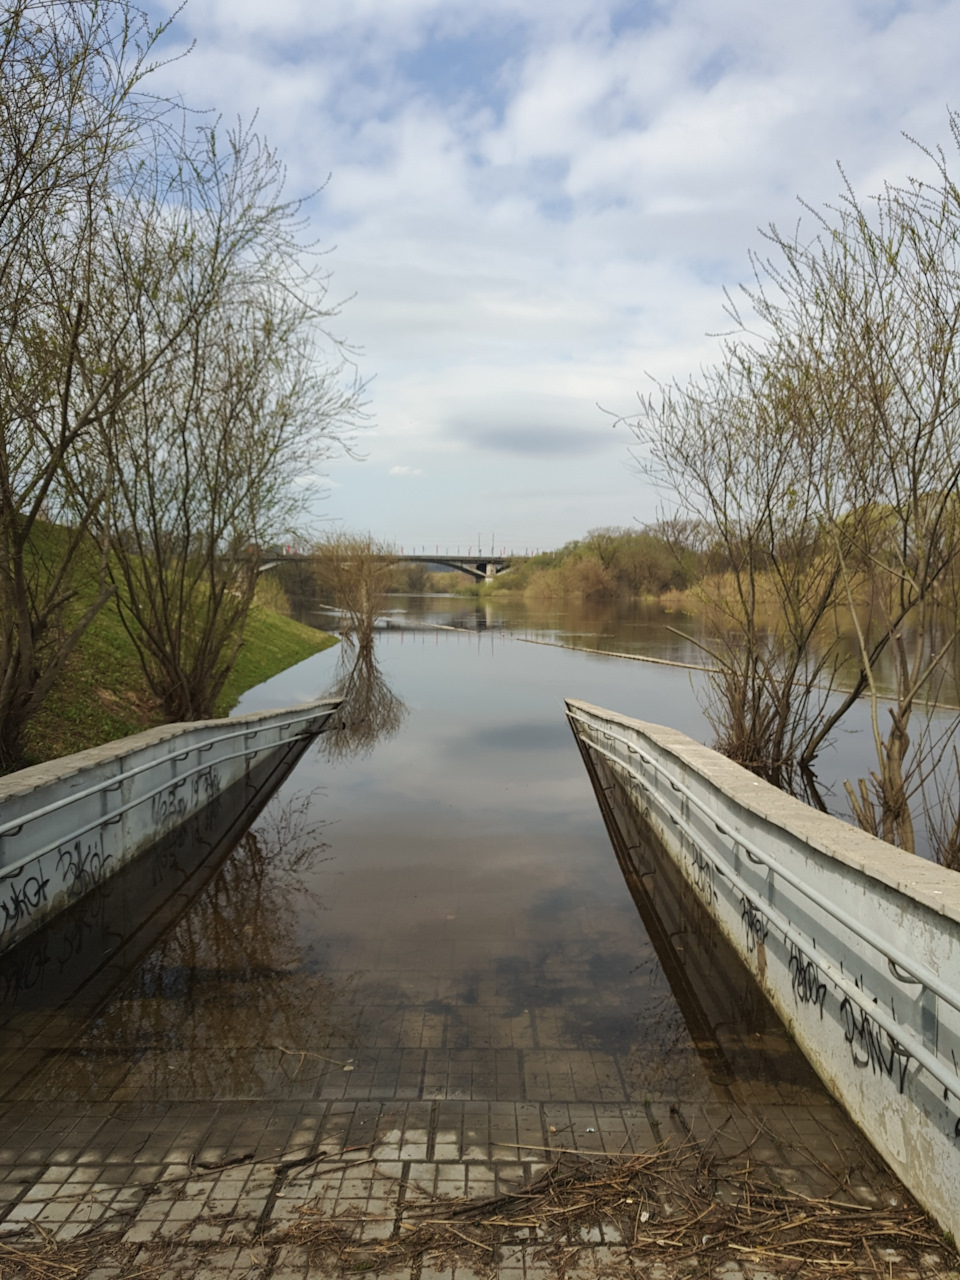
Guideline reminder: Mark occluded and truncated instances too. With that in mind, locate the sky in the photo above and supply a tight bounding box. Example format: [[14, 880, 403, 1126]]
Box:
[[148, 0, 960, 553]]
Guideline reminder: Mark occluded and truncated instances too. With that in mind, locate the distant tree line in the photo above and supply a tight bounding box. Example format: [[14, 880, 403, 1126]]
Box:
[[0, 1, 361, 771], [627, 114, 960, 867], [483, 525, 701, 601]]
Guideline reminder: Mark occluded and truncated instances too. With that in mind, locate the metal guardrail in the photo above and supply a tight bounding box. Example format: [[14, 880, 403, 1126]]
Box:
[[0, 705, 334, 883], [567, 705, 960, 1109], [0, 709, 326, 841]]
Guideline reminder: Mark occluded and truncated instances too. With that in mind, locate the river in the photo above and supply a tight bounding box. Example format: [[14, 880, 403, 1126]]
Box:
[[0, 591, 943, 1270], [0, 594, 876, 1110]]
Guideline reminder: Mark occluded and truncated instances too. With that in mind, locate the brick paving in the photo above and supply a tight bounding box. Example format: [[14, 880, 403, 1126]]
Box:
[[1, 1095, 952, 1278]]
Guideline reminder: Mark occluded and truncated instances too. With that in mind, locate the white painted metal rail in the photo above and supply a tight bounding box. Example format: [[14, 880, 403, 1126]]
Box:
[[0, 698, 341, 954], [0, 707, 329, 880], [566, 697, 960, 1242]]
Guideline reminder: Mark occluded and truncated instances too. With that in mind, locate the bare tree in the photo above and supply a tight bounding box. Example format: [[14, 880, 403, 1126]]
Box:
[[311, 533, 397, 648], [0, 0, 178, 770], [749, 145, 960, 851], [633, 350, 845, 795], [92, 124, 364, 721], [629, 114, 960, 858]]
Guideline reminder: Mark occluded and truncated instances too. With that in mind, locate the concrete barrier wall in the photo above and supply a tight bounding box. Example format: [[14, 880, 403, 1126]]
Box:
[[0, 698, 340, 955], [566, 698, 960, 1243]]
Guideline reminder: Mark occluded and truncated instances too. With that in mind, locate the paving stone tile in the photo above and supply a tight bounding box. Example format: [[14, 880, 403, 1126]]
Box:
[[167, 1199, 204, 1221], [465, 1162, 497, 1196], [435, 1166, 466, 1197], [359, 1215, 395, 1240], [51, 1221, 92, 1241], [433, 1128, 461, 1161], [135, 1198, 176, 1222], [193, 1247, 244, 1278], [4, 1201, 43, 1222], [189, 1221, 226, 1242], [270, 1243, 313, 1279], [123, 1220, 159, 1243], [36, 1200, 74, 1223]]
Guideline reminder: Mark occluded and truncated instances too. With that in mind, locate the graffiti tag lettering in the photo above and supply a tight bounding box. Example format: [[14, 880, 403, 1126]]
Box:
[[150, 765, 222, 839], [191, 766, 221, 804], [0, 871, 50, 941], [690, 843, 716, 902], [57, 838, 111, 901], [0, 932, 50, 1001], [840, 996, 910, 1093], [789, 944, 827, 1018], [740, 895, 769, 953], [151, 782, 188, 835]]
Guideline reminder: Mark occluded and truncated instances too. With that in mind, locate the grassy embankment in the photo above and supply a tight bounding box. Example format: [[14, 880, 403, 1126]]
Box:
[[21, 578, 337, 767]]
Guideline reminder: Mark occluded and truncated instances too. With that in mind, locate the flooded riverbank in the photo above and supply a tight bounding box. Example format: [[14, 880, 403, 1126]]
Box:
[[1, 604, 946, 1278], [0, 618, 870, 1109]]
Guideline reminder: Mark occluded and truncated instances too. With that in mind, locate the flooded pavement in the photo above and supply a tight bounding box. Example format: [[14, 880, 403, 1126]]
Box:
[[1, 628, 717, 1106], [0, 619, 951, 1278]]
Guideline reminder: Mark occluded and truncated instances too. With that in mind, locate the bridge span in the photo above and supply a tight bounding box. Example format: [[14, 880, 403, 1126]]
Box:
[[262, 550, 530, 581]]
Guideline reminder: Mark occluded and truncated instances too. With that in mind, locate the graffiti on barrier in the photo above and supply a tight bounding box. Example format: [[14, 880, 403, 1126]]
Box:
[[151, 765, 222, 840], [57, 836, 111, 901], [194, 766, 222, 831], [840, 994, 911, 1094], [191, 766, 221, 804], [0, 869, 50, 943], [151, 783, 188, 836], [0, 929, 50, 1002], [740, 894, 769, 954], [789, 943, 827, 1018], [690, 842, 717, 903]]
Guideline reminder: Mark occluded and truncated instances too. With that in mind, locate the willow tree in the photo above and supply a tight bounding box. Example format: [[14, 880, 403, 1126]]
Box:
[[310, 533, 397, 649]]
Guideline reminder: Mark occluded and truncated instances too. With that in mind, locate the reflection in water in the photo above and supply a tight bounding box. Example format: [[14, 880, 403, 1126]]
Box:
[[64, 794, 342, 1102], [571, 723, 826, 1105], [1, 621, 851, 1122], [292, 592, 704, 663], [0, 779, 348, 1103], [0, 740, 314, 1069], [319, 640, 406, 760], [370, 596, 960, 860]]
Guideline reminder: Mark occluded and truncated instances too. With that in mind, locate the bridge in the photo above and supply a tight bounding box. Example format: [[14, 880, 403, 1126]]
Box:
[[261, 550, 530, 582]]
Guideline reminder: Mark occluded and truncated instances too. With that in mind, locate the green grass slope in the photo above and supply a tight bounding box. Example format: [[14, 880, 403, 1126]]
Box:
[[216, 605, 337, 715], [22, 602, 336, 767]]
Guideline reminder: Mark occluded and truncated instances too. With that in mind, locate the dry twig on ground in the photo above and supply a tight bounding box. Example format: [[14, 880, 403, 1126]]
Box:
[[1, 1146, 956, 1279], [286, 1147, 956, 1279]]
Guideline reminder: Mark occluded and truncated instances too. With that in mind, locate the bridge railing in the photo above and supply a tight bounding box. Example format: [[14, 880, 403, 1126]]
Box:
[[0, 699, 340, 954], [566, 697, 960, 1243]]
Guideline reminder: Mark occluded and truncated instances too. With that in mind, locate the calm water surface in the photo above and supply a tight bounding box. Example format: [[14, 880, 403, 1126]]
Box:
[[0, 602, 843, 1112]]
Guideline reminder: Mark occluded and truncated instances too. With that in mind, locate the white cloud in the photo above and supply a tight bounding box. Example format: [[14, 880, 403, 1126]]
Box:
[[146, 0, 960, 543]]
